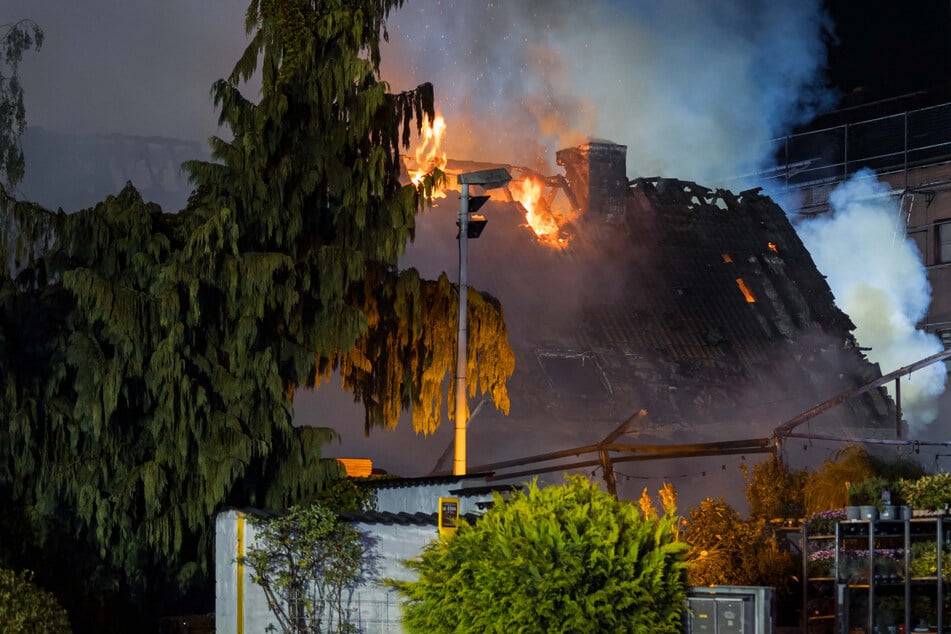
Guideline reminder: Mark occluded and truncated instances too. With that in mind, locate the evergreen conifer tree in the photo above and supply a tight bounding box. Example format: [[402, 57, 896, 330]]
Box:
[[0, 0, 513, 622]]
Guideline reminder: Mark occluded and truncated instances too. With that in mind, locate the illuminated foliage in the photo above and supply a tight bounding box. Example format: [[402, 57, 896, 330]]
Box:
[[742, 454, 807, 520], [392, 476, 689, 633], [0, 567, 71, 634], [0, 0, 512, 619], [802, 444, 876, 514], [682, 498, 797, 592]]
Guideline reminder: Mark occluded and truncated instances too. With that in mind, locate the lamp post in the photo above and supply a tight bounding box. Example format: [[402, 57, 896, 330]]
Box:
[[453, 168, 512, 476]]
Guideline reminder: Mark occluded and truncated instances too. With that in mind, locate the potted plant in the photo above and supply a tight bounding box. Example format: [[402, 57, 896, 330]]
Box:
[[840, 547, 904, 582], [806, 508, 846, 535], [908, 540, 951, 581], [867, 476, 899, 519], [847, 478, 882, 520], [807, 548, 837, 578], [899, 472, 951, 514]]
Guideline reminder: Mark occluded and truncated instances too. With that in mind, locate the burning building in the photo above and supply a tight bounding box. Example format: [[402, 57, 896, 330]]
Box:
[[403, 137, 897, 487]]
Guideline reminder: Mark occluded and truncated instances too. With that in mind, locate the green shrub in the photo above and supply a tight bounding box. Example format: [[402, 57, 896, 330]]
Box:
[[391, 475, 689, 633], [908, 541, 951, 581], [742, 455, 806, 520], [0, 568, 71, 633], [899, 472, 951, 511], [846, 476, 890, 507]]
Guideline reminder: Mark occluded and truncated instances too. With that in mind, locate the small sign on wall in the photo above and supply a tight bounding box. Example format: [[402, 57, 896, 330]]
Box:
[[438, 497, 459, 537]]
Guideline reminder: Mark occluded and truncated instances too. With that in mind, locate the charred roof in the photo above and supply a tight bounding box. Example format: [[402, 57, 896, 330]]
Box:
[[465, 164, 894, 438]]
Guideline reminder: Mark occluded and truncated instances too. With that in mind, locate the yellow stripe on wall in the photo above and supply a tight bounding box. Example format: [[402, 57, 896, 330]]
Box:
[[236, 512, 245, 634]]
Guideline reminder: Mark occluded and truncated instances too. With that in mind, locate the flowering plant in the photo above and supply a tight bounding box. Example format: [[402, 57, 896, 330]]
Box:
[[839, 548, 904, 581], [806, 548, 837, 577], [806, 509, 846, 535]]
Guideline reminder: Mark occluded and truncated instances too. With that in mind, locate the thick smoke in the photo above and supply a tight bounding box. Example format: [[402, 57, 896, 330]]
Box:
[[796, 169, 947, 432], [381, 0, 832, 182]]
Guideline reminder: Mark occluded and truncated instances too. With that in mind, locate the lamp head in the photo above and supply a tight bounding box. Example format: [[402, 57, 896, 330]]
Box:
[[457, 168, 513, 191]]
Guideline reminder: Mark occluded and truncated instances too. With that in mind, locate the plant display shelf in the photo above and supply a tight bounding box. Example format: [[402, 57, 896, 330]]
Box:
[[834, 516, 948, 634]]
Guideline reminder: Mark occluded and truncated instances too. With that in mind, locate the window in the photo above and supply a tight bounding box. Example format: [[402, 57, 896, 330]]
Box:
[[937, 329, 951, 373], [937, 222, 951, 264], [907, 228, 927, 263], [536, 351, 611, 400]]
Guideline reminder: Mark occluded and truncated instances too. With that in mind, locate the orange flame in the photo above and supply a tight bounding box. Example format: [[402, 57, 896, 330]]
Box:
[[511, 176, 571, 248], [735, 278, 756, 303], [407, 113, 448, 198]]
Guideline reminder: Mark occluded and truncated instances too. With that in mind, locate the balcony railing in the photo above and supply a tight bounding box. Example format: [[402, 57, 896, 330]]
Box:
[[760, 101, 951, 190]]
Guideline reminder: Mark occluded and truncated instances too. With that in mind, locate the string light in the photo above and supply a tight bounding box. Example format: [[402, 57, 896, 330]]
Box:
[[612, 465, 733, 481]]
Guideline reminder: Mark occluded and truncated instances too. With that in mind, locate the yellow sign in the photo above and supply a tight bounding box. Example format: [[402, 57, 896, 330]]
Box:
[[438, 497, 459, 536]]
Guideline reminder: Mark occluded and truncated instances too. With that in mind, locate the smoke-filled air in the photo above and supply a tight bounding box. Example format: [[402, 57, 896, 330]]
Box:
[[381, 0, 833, 182], [384, 0, 949, 436], [796, 169, 947, 433]]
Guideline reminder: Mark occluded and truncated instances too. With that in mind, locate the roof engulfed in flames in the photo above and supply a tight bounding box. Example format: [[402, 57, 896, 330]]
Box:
[[404, 112, 576, 248], [510, 175, 573, 249], [407, 113, 448, 198]]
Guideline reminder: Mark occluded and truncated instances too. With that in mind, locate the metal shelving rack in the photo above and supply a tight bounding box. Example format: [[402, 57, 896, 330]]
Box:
[[816, 516, 948, 634]]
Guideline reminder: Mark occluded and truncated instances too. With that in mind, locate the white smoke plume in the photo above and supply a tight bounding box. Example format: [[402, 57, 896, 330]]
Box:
[[795, 169, 946, 433], [381, 0, 833, 183]]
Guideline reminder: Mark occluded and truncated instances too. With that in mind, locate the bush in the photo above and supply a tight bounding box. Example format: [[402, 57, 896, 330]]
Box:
[[803, 445, 875, 513], [742, 455, 806, 520], [0, 567, 71, 633], [907, 541, 951, 581], [846, 477, 888, 507], [391, 475, 689, 633], [899, 472, 951, 511], [682, 498, 798, 592]]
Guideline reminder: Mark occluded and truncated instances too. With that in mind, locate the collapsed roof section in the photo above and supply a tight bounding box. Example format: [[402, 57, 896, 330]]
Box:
[[480, 141, 895, 437]]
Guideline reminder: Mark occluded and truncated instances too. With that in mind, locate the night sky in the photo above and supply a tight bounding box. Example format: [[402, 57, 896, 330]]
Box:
[[823, 0, 951, 106]]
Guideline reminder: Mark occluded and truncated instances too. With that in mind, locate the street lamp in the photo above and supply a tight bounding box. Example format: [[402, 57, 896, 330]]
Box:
[[454, 168, 512, 476]]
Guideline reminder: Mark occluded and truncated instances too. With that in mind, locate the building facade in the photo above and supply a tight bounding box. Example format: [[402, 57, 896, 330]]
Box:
[[768, 100, 951, 346]]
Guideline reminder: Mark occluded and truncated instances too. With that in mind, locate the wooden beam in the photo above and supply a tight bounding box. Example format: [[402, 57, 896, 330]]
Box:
[[774, 348, 951, 437]]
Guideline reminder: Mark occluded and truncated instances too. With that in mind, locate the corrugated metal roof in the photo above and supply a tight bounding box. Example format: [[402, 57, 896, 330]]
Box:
[[338, 511, 482, 526], [355, 474, 495, 490]]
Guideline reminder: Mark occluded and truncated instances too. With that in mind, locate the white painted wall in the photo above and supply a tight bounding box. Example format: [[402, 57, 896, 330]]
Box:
[[215, 510, 282, 634], [215, 510, 439, 634], [215, 477, 508, 633]]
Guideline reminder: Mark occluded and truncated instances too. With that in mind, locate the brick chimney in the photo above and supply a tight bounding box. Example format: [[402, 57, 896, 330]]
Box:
[[556, 139, 628, 221]]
